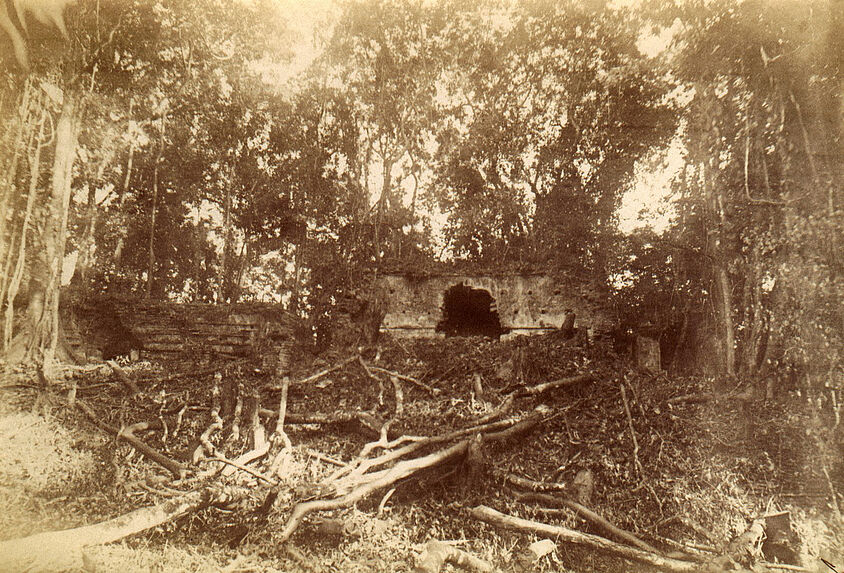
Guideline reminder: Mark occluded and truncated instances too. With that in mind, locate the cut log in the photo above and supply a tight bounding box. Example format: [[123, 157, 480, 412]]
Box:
[[469, 506, 698, 572]]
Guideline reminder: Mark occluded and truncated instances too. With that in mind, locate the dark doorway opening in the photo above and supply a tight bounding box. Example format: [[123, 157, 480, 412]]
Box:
[[435, 283, 506, 338]]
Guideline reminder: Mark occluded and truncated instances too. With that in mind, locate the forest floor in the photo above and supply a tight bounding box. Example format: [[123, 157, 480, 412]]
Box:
[[0, 330, 842, 572]]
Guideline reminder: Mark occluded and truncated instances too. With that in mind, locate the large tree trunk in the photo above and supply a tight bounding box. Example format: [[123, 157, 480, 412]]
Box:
[[7, 90, 82, 369], [702, 157, 736, 377]]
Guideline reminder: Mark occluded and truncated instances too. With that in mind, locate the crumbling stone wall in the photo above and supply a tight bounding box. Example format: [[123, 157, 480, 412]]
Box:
[[74, 298, 298, 361], [378, 273, 612, 337]]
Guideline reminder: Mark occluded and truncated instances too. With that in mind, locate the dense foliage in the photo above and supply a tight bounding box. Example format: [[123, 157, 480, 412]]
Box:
[[0, 0, 840, 394]]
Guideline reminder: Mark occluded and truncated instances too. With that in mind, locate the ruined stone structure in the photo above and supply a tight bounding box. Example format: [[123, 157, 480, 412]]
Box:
[[73, 298, 297, 361], [378, 272, 613, 338]]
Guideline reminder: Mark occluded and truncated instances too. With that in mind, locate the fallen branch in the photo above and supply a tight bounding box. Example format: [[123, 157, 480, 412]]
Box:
[[469, 506, 698, 572], [359, 355, 386, 405], [413, 540, 493, 573], [519, 373, 594, 396], [760, 563, 811, 572], [0, 487, 225, 572], [120, 420, 189, 480], [304, 449, 345, 467], [505, 472, 567, 493], [641, 530, 716, 558], [74, 399, 188, 480], [331, 417, 520, 483], [107, 360, 140, 396], [514, 491, 664, 555], [367, 364, 440, 396], [219, 441, 271, 478], [258, 408, 381, 438], [278, 419, 539, 542], [666, 393, 715, 406], [209, 455, 277, 485], [620, 381, 644, 478], [267, 355, 359, 391], [475, 392, 515, 425]]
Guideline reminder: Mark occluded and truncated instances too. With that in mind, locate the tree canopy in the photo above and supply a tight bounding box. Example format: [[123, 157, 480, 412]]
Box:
[[0, 0, 839, 388]]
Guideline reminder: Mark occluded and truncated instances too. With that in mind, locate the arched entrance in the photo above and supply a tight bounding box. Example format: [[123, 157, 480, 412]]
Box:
[[435, 283, 505, 338]]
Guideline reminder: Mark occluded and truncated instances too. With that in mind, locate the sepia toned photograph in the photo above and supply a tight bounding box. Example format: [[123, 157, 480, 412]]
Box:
[[0, 0, 841, 571]]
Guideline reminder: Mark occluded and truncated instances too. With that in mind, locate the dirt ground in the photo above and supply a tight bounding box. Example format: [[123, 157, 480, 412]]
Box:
[[0, 331, 842, 572]]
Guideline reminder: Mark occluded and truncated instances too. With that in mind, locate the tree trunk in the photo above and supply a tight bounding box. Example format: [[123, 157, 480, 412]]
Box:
[[0, 78, 33, 278], [9, 91, 82, 368], [112, 101, 135, 264], [217, 178, 233, 303], [715, 265, 736, 377], [72, 181, 98, 289], [702, 159, 736, 377], [0, 488, 220, 573], [2, 106, 45, 353], [290, 243, 302, 314], [146, 116, 165, 299]]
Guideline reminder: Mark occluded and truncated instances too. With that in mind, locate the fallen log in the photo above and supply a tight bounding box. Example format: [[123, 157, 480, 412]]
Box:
[[469, 506, 699, 572], [0, 487, 225, 573], [666, 393, 716, 406], [413, 540, 493, 573]]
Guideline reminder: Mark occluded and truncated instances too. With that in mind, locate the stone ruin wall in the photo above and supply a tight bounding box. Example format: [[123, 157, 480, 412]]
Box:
[[378, 273, 613, 338], [72, 298, 297, 361]]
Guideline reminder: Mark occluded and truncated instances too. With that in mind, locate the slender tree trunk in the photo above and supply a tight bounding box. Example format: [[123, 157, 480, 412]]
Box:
[[72, 183, 98, 289], [375, 154, 393, 265], [742, 244, 767, 376], [112, 100, 135, 264], [290, 243, 302, 314], [2, 108, 45, 353], [714, 265, 736, 377], [146, 116, 165, 299], [232, 234, 249, 304], [0, 79, 33, 285], [217, 179, 233, 303]]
